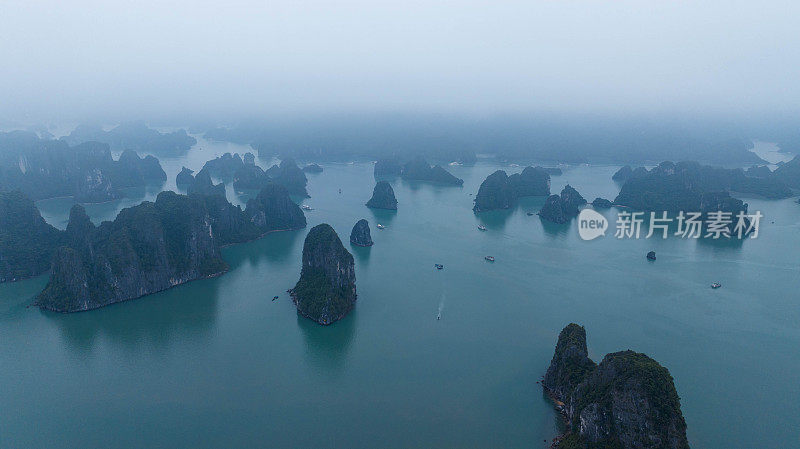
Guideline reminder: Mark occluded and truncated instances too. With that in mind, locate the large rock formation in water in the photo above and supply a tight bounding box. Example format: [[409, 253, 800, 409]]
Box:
[[229, 157, 309, 196], [35, 191, 228, 312], [374, 158, 402, 178], [401, 157, 463, 185], [201, 153, 245, 180], [473, 170, 514, 212], [290, 224, 357, 325], [538, 185, 587, 224], [473, 167, 551, 211], [268, 158, 309, 196], [63, 121, 196, 155], [591, 197, 613, 209], [244, 183, 307, 233], [0, 190, 64, 282], [0, 132, 167, 202], [615, 161, 792, 204], [302, 163, 323, 173], [366, 181, 398, 210], [349, 219, 373, 246], [544, 324, 689, 449]]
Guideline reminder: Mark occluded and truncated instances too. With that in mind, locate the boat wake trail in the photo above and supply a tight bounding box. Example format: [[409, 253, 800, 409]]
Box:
[[437, 287, 446, 320]]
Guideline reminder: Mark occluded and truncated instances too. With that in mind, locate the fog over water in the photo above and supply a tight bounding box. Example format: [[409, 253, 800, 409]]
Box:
[[2, 0, 799, 124]]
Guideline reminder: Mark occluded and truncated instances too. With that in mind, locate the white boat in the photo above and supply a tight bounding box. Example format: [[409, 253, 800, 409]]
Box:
[[377, 224, 385, 229], [301, 205, 313, 211], [478, 225, 487, 231]]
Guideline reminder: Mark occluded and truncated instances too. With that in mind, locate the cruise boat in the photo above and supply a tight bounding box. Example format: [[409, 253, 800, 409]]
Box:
[[711, 283, 722, 289], [377, 224, 385, 229], [478, 225, 487, 231], [485, 256, 495, 262]]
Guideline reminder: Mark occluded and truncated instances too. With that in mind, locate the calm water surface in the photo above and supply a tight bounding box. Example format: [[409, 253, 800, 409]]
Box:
[[2, 143, 799, 448]]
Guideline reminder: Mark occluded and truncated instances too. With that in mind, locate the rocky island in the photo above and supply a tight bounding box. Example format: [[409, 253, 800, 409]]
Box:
[[63, 121, 196, 155], [473, 167, 551, 211], [35, 192, 228, 312], [349, 219, 373, 246], [401, 157, 463, 185], [0, 131, 167, 202], [302, 163, 323, 173], [615, 161, 792, 202], [538, 185, 587, 224], [290, 224, 357, 325], [244, 183, 307, 233], [229, 157, 309, 196], [0, 190, 64, 282], [374, 158, 402, 178], [366, 181, 398, 210], [543, 324, 689, 449], [591, 197, 613, 208]]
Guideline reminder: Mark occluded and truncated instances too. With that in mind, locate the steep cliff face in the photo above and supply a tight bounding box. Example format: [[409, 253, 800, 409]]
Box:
[[244, 183, 307, 232], [366, 181, 398, 210], [349, 219, 373, 246], [74, 168, 118, 203], [543, 324, 596, 409], [473, 170, 514, 212], [560, 185, 587, 217], [0, 190, 64, 282], [401, 157, 463, 185], [374, 158, 402, 178], [544, 324, 690, 449], [291, 224, 357, 325], [34, 191, 227, 312], [538, 185, 586, 224], [200, 194, 263, 245]]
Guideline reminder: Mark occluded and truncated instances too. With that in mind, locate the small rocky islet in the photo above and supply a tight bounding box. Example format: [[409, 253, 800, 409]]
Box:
[[366, 181, 398, 210], [290, 223, 357, 325], [350, 219, 373, 247], [543, 324, 689, 449]]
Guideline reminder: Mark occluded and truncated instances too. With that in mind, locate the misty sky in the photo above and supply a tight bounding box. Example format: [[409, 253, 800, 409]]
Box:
[[1, 0, 799, 122]]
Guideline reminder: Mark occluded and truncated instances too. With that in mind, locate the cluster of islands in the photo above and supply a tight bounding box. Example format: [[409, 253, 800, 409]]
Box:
[[2, 122, 800, 448]]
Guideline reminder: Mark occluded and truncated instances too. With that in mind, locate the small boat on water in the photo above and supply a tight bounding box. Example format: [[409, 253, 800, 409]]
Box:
[[646, 251, 656, 261], [526, 212, 535, 216], [377, 224, 385, 229], [485, 256, 495, 262], [478, 225, 487, 231], [711, 283, 722, 289], [435, 264, 444, 270], [301, 205, 313, 211], [272, 295, 279, 301]]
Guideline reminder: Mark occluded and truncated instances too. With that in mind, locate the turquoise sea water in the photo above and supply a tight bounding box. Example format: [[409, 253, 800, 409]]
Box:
[[1, 142, 799, 448]]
